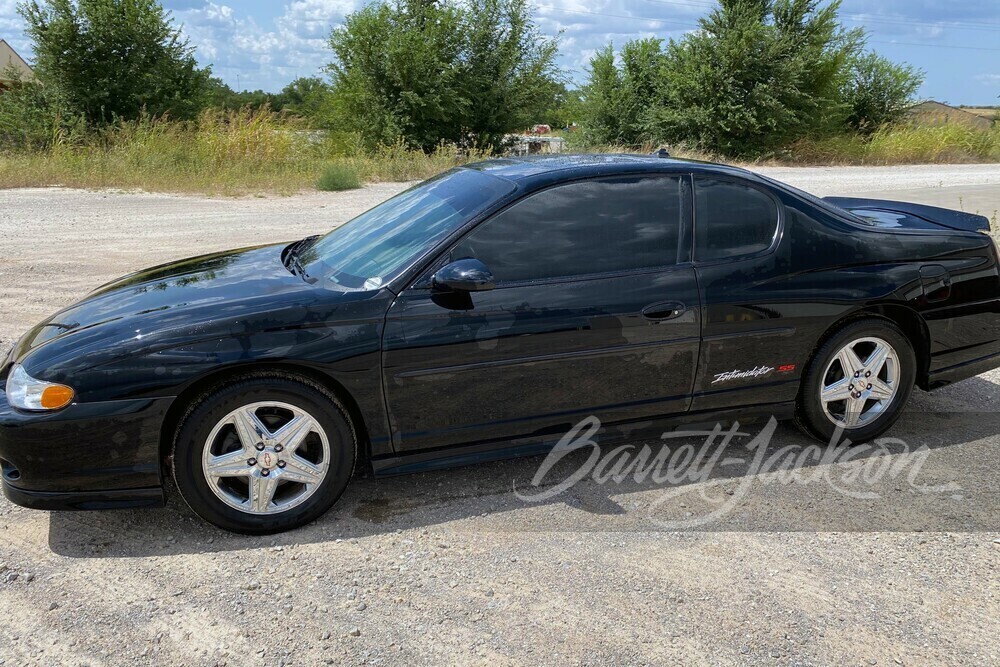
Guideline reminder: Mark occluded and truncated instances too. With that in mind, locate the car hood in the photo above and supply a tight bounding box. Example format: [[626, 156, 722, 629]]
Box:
[[10, 243, 330, 366]]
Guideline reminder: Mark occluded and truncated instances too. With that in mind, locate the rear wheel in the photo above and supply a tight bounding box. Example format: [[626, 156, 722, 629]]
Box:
[[796, 319, 916, 443], [172, 374, 356, 534]]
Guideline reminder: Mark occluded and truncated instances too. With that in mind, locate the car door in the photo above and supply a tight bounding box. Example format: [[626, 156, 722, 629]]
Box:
[[381, 174, 702, 453], [687, 174, 796, 413]]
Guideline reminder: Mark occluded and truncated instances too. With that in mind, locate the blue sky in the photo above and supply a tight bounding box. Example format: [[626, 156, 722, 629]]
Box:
[[1, 0, 998, 104]]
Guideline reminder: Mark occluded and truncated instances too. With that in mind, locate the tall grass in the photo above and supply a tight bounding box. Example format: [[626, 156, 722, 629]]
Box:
[[0, 108, 996, 195], [0, 108, 490, 195], [789, 123, 1000, 165]]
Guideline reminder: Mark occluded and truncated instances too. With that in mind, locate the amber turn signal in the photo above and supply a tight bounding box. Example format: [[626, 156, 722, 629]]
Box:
[[39, 384, 75, 410]]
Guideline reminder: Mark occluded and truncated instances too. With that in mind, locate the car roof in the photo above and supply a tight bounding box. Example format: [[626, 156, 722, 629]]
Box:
[[461, 153, 756, 185]]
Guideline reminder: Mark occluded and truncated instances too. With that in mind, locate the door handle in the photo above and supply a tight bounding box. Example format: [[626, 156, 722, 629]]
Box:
[[641, 301, 687, 321]]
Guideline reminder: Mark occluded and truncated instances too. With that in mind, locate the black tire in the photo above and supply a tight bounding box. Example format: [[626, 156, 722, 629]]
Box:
[[795, 318, 916, 444], [172, 372, 356, 534]]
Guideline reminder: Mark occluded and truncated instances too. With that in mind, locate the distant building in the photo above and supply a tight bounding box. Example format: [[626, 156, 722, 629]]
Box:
[[0, 39, 34, 89], [907, 101, 993, 131]]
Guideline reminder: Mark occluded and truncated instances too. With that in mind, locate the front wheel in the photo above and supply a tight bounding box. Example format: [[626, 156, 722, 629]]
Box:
[[795, 319, 916, 443], [172, 373, 356, 534]]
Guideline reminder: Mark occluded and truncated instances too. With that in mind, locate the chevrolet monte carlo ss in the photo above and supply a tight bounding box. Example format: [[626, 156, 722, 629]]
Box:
[[2, 155, 999, 533]]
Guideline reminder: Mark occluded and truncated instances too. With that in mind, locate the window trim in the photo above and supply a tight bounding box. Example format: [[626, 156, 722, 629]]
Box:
[[691, 173, 785, 266], [412, 172, 694, 290]]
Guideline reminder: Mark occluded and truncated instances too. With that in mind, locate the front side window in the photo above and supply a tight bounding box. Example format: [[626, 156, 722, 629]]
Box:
[[452, 175, 686, 283], [694, 177, 779, 262], [301, 168, 513, 290]]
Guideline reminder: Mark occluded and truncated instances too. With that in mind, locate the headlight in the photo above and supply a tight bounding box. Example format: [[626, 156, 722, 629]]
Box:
[[5, 364, 75, 411]]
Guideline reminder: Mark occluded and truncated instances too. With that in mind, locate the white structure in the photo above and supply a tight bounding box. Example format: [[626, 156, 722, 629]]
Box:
[[507, 135, 566, 156]]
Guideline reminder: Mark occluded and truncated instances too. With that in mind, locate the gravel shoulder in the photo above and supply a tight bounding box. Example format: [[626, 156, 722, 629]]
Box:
[[0, 164, 999, 666]]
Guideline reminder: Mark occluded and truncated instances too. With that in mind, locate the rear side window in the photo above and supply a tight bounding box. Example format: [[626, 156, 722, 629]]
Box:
[[453, 175, 686, 283], [695, 177, 779, 261]]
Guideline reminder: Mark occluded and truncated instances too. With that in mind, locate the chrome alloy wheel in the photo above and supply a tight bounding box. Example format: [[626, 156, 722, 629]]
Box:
[[201, 401, 331, 515], [820, 336, 900, 429]]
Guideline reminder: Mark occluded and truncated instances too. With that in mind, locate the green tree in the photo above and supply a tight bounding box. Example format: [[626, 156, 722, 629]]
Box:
[[580, 44, 625, 145], [328, 0, 560, 151], [579, 39, 666, 146], [541, 83, 584, 129], [328, 0, 464, 150], [280, 77, 333, 120], [842, 52, 924, 133], [18, 0, 211, 124], [645, 0, 861, 156], [617, 38, 666, 144], [205, 79, 280, 112], [460, 0, 561, 149], [0, 66, 84, 150]]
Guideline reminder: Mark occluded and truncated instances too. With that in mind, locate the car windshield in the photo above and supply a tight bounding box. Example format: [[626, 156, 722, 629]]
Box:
[[299, 168, 513, 290]]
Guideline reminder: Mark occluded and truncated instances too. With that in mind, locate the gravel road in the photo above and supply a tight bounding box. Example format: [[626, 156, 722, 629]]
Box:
[[0, 164, 998, 666]]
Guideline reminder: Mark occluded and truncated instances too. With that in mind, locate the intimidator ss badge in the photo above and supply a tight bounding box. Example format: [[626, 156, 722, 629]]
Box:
[[712, 363, 798, 384], [712, 365, 775, 384]]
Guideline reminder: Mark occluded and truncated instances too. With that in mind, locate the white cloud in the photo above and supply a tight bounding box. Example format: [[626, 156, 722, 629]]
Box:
[[175, 1, 357, 90], [175, 0, 701, 90], [535, 0, 702, 82]]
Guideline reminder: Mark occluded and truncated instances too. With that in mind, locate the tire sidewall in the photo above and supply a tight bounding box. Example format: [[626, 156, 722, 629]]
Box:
[[172, 378, 355, 534], [799, 319, 916, 443]]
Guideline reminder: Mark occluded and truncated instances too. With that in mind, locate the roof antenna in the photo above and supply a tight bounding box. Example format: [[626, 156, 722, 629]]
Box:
[[651, 148, 670, 158]]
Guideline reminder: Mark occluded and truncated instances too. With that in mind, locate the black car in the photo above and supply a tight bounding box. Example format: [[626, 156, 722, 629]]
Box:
[[2, 155, 998, 533]]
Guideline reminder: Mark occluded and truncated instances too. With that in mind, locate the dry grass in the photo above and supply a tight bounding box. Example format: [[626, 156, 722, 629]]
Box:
[[0, 109, 998, 195], [0, 109, 490, 195], [787, 123, 1000, 166]]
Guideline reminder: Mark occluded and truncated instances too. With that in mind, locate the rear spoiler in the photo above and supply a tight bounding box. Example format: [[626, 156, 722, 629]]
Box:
[[825, 196, 991, 233]]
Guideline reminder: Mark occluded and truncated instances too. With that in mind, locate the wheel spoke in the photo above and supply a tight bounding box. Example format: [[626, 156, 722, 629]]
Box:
[[206, 450, 252, 478], [233, 408, 268, 448], [248, 472, 279, 512], [843, 396, 865, 428], [838, 345, 864, 377], [279, 454, 324, 486], [821, 378, 852, 403], [273, 414, 316, 454], [865, 343, 890, 376], [869, 378, 894, 401]]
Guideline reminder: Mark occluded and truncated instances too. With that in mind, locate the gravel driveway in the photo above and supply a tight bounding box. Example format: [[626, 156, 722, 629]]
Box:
[[0, 164, 998, 666]]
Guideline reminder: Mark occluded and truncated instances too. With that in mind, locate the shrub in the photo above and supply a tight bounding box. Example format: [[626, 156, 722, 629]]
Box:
[[328, 0, 559, 152], [843, 53, 924, 133], [317, 163, 363, 191], [645, 0, 859, 157], [20, 0, 211, 124], [0, 70, 85, 151]]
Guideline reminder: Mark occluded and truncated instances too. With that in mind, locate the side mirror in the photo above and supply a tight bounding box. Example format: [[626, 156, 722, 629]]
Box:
[[432, 258, 496, 292]]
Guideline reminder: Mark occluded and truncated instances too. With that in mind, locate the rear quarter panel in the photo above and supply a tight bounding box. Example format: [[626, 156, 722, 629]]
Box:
[[691, 187, 1000, 411]]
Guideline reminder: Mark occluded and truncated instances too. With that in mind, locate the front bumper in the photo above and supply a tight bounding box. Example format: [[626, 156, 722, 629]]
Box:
[[0, 388, 172, 510]]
